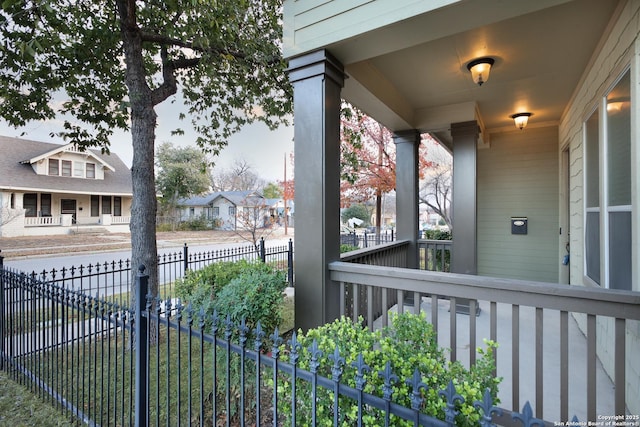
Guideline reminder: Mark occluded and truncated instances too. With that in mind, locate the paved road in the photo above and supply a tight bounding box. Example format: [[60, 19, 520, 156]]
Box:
[[4, 238, 291, 274], [4, 237, 292, 300]]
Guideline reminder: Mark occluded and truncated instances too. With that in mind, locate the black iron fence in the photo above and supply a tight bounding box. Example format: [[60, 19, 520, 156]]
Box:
[[8, 238, 294, 307], [1, 261, 521, 427], [340, 229, 395, 249]]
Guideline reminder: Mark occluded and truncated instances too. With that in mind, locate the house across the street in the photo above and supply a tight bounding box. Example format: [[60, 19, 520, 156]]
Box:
[[179, 190, 287, 230], [0, 136, 133, 237]]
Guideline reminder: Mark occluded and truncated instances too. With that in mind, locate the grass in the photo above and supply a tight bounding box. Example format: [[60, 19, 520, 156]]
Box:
[[0, 370, 73, 426], [3, 293, 295, 425]]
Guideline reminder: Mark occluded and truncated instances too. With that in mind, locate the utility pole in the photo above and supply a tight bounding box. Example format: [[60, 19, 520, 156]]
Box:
[[283, 152, 288, 235]]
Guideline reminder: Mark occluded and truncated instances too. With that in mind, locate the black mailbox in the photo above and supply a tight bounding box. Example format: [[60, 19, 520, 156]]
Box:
[[511, 217, 528, 235]]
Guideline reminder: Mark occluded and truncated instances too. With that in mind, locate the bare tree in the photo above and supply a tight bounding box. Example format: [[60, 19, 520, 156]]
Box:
[[0, 207, 23, 230], [419, 138, 453, 232], [213, 159, 265, 191], [229, 194, 275, 251]]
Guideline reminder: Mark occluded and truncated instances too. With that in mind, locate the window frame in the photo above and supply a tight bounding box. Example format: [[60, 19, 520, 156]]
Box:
[[61, 160, 72, 177], [102, 195, 112, 214], [91, 195, 100, 217], [40, 193, 52, 216], [86, 163, 96, 179], [48, 159, 59, 176], [583, 67, 632, 290], [23, 193, 37, 217], [74, 161, 84, 177]]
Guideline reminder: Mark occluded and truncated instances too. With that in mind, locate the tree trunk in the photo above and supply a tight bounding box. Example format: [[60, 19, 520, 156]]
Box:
[[117, 0, 159, 301]]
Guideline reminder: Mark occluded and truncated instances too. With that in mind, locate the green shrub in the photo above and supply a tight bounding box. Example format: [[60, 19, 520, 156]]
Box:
[[175, 259, 255, 301], [156, 223, 174, 232], [340, 244, 359, 253], [278, 313, 500, 426], [178, 215, 210, 230], [422, 229, 451, 240], [176, 260, 286, 334], [213, 268, 287, 333]]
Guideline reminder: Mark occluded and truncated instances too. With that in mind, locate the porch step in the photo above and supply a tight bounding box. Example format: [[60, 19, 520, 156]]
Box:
[[72, 227, 108, 235]]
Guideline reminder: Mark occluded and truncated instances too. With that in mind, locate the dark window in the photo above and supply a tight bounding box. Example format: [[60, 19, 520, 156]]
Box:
[[40, 194, 51, 216], [24, 193, 37, 217], [86, 163, 96, 178], [10, 193, 15, 209], [229, 206, 236, 216], [61, 160, 72, 176], [102, 196, 112, 214], [114, 197, 122, 216], [91, 195, 99, 217], [48, 159, 59, 175]]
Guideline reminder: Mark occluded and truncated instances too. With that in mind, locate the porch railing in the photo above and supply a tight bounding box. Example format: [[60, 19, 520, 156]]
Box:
[[418, 239, 452, 272], [329, 261, 640, 423], [110, 215, 131, 224], [340, 239, 409, 268], [340, 241, 409, 324], [24, 216, 62, 227]]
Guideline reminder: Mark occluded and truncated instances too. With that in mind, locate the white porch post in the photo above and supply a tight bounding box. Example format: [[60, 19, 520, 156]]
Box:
[[394, 130, 421, 269], [451, 121, 479, 274], [288, 50, 345, 331]]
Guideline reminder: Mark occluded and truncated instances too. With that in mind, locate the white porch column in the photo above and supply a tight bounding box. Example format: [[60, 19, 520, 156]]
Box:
[[288, 50, 345, 331], [394, 130, 421, 269], [451, 121, 479, 274]]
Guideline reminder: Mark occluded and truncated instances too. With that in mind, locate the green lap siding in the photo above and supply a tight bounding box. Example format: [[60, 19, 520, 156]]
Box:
[[477, 126, 559, 283]]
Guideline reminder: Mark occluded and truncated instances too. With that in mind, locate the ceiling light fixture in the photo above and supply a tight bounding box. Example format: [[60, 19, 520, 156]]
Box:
[[466, 57, 495, 86], [510, 112, 532, 130]]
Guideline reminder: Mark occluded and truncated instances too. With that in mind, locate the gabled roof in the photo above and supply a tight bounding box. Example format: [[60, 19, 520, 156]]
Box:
[[178, 192, 221, 207], [179, 190, 266, 208], [215, 190, 264, 207], [21, 142, 116, 172], [0, 136, 133, 196]]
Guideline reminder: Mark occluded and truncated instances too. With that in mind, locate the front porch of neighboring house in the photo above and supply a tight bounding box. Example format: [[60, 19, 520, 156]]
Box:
[[2, 191, 131, 236]]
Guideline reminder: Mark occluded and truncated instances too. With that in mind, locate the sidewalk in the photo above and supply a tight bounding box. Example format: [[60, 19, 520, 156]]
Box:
[[0, 228, 294, 259]]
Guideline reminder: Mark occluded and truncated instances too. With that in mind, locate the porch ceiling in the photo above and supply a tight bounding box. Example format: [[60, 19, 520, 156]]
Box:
[[331, 0, 621, 146]]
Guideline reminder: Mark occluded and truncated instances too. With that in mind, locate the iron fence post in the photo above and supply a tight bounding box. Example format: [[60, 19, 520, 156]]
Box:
[[183, 243, 189, 272], [260, 237, 266, 262], [287, 239, 294, 286], [134, 265, 149, 427], [0, 250, 4, 371]]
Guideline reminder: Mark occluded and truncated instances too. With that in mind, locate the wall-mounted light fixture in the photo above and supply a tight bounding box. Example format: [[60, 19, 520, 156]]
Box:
[[466, 57, 495, 86], [510, 112, 532, 130]]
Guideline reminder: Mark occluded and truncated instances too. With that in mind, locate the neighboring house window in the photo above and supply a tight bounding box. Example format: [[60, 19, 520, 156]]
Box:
[[114, 197, 122, 216], [584, 69, 631, 290], [61, 160, 72, 176], [229, 206, 236, 216], [213, 206, 219, 216], [48, 159, 59, 175], [102, 195, 112, 214], [10, 193, 15, 209], [40, 194, 51, 216], [23, 193, 37, 217], [91, 195, 99, 217], [189, 207, 195, 217], [86, 163, 96, 178], [74, 161, 84, 177]]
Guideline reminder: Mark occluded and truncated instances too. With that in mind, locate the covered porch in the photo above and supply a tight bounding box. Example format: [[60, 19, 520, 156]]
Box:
[[332, 242, 639, 422], [284, 0, 640, 422]]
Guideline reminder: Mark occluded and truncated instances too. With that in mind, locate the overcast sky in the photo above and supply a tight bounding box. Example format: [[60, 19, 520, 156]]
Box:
[[0, 100, 295, 183]]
